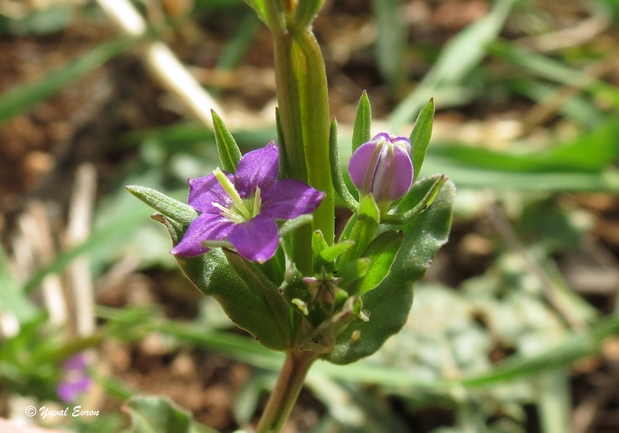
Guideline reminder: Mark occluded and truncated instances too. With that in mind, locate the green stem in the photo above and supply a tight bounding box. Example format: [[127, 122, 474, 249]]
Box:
[[255, 350, 317, 433], [272, 28, 334, 274]]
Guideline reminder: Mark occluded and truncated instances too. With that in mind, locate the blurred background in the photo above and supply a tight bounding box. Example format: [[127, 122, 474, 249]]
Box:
[[1, 0, 619, 432]]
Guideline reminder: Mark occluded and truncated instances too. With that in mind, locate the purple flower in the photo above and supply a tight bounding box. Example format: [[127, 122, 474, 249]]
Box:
[[348, 133, 413, 205], [57, 354, 91, 403], [171, 141, 325, 263]]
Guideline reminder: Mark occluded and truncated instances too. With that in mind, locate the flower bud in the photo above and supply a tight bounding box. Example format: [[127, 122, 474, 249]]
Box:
[[348, 133, 413, 207]]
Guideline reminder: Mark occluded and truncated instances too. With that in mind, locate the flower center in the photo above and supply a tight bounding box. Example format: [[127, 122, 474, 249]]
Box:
[[212, 168, 262, 224]]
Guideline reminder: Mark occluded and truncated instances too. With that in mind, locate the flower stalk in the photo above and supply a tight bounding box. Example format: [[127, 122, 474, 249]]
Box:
[[255, 350, 318, 433]]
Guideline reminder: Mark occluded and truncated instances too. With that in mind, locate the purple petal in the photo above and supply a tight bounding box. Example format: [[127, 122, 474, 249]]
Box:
[[58, 376, 91, 403], [373, 144, 413, 202], [188, 173, 232, 213], [371, 132, 391, 142], [261, 179, 325, 219], [227, 215, 279, 263], [348, 141, 381, 195], [171, 212, 234, 257], [234, 141, 279, 196], [63, 354, 88, 371]]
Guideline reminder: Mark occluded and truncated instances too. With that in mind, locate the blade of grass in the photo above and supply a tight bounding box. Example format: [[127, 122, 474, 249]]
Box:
[[488, 41, 619, 108], [0, 245, 39, 324], [118, 308, 619, 390], [389, 0, 516, 130], [0, 36, 134, 125], [509, 78, 603, 128], [370, 0, 406, 94]]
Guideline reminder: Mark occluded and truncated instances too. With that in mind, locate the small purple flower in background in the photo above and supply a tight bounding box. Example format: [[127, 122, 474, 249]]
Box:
[[172, 141, 325, 263], [348, 133, 413, 207], [57, 354, 91, 403]]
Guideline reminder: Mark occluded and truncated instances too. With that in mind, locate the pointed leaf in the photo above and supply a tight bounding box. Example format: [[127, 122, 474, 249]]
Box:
[[336, 195, 379, 269], [337, 258, 371, 287], [352, 91, 372, 152], [355, 230, 404, 295], [330, 118, 359, 212], [126, 186, 197, 225], [410, 99, 434, 182], [211, 110, 242, 172]]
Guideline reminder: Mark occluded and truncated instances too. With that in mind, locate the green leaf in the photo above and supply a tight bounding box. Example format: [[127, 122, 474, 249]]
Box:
[[125, 395, 218, 433], [223, 250, 292, 345], [336, 195, 380, 269], [0, 245, 39, 323], [352, 91, 372, 152], [326, 179, 455, 364], [211, 110, 242, 172], [330, 119, 359, 212], [382, 174, 446, 225], [126, 186, 198, 226], [410, 99, 435, 182], [0, 36, 133, 124], [355, 230, 404, 295], [337, 258, 371, 287], [319, 241, 355, 265], [152, 214, 289, 351]]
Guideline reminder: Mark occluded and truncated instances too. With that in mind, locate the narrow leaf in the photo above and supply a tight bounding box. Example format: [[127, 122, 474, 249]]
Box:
[[330, 118, 359, 212], [126, 185, 197, 226], [352, 91, 372, 152], [337, 258, 371, 287], [336, 195, 380, 269], [319, 241, 355, 264], [355, 230, 404, 295], [211, 110, 242, 172], [410, 99, 435, 182]]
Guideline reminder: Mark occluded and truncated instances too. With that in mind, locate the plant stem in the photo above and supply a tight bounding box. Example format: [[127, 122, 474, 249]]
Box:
[[255, 350, 317, 433], [272, 29, 334, 274]]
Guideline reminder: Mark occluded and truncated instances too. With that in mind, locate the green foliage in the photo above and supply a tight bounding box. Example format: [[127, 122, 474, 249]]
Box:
[[351, 91, 372, 152], [389, 0, 517, 129], [326, 178, 455, 364], [409, 99, 435, 183], [125, 395, 219, 433], [211, 110, 242, 172]]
